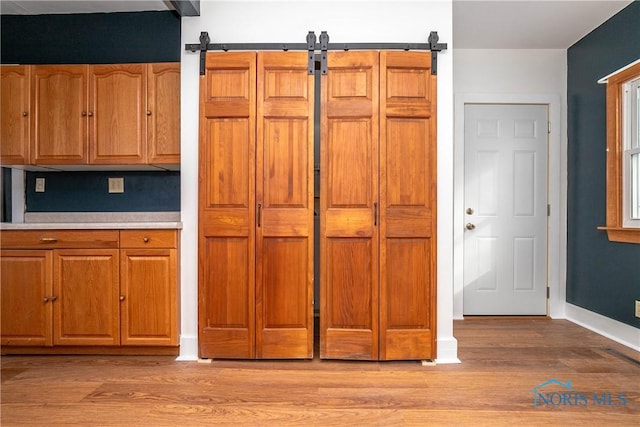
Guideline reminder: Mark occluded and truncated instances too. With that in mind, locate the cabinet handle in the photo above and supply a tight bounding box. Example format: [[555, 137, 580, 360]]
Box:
[[50, 295, 57, 302], [143, 237, 150, 243], [146, 110, 152, 116], [39, 237, 58, 244], [119, 295, 125, 301], [23, 111, 28, 117], [257, 203, 262, 227]]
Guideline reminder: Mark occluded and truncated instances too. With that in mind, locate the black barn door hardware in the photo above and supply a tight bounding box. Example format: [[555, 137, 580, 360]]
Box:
[[185, 31, 448, 75]]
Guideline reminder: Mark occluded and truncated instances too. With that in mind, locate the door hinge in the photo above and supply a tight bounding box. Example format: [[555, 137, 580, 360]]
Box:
[[547, 287, 550, 299], [547, 121, 551, 134], [547, 204, 551, 217]]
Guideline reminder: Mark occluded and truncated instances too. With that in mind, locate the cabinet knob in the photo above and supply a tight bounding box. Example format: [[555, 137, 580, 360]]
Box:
[[119, 295, 125, 301], [82, 111, 87, 117], [23, 111, 28, 117], [43, 296, 49, 302], [50, 295, 57, 302], [88, 111, 94, 117], [146, 110, 152, 116], [143, 237, 150, 243]]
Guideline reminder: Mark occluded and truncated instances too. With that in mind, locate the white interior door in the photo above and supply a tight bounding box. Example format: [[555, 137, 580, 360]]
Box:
[[463, 104, 548, 315]]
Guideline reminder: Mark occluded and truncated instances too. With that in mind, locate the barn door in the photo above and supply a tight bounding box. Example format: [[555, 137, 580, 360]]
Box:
[[199, 51, 314, 359], [321, 50, 437, 361], [379, 51, 437, 360], [256, 52, 314, 358], [320, 51, 380, 360], [199, 52, 257, 358]]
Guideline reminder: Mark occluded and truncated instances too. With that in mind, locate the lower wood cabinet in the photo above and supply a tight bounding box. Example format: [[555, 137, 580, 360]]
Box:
[[54, 248, 120, 346], [0, 250, 53, 346], [0, 229, 179, 354], [120, 230, 178, 346]]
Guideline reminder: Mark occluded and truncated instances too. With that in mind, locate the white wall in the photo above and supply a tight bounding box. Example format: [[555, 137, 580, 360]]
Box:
[[452, 49, 568, 320], [179, 0, 458, 362]]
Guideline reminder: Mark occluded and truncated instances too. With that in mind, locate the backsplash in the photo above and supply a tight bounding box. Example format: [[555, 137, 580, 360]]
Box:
[[26, 171, 179, 212]]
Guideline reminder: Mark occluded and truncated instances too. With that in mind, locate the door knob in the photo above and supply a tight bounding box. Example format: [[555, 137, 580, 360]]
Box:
[[466, 208, 474, 215], [466, 223, 476, 230]]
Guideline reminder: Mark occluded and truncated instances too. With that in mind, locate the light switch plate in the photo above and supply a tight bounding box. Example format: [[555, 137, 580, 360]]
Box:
[[108, 177, 124, 193], [635, 300, 640, 318], [35, 177, 45, 193]]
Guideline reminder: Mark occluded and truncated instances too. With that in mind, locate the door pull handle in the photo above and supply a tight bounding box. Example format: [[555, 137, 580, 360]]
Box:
[[374, 202, 378, 226], [257, 203, 262, 227]]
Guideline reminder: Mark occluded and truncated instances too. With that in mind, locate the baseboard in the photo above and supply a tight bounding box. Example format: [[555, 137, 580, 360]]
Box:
[[176, 335, 198, 361], [565, 303, 640, 351], [435, 336, 461, 364]]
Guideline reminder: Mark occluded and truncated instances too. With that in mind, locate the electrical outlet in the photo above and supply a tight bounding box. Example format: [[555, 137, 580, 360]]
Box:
[[635, 300, 640, 318], [35, 177, 45, 193], [108, 177, 124, 193]]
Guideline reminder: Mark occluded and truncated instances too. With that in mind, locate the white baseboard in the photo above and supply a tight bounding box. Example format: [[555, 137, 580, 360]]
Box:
[[436, 336, 461, 364], [565, 303, 640, 351], [176, 335, 198, 361]]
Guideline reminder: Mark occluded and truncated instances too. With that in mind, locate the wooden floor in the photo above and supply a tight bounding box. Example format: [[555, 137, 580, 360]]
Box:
[[2, 318, 639, 426]]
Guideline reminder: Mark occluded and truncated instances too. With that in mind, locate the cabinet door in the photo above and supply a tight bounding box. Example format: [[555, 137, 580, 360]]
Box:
[[199, 52, 257, 359], [53, 249, 119, 346], [147, 63, 180, 165], [320, 51, 380, 360], [0, 65, 30, 165], [32, 65, 89, 164], [256, 52, 314, 358], [90, 64, 146, 164], [120, 248, 178, 346], [0, 250, 53, 346], [379, 52, 436, 360]]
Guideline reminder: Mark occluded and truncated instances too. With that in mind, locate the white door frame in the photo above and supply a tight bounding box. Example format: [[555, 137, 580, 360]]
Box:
[[454, 93, 567, 319]]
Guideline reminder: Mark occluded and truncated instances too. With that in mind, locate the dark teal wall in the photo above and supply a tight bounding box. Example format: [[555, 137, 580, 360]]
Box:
[[25, 171, 179, 212], [1, 11, 181, 215], [1, 11, 180, 64], [567, 1, 640, 328]]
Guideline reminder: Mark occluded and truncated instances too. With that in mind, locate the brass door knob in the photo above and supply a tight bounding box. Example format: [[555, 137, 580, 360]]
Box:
[[466, 223, 476, 230]]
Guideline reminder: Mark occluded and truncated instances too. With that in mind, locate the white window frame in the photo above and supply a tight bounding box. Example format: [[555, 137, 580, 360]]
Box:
[[622, 77, 640, 228]]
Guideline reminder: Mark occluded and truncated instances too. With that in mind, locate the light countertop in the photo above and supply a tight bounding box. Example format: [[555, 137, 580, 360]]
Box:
[[0, 212, 182, 230]]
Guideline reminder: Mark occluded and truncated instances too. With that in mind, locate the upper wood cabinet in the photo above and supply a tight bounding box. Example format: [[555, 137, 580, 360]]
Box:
[[0, 65, 31, 165], [2, 63, 180, 167], [147, 63, 181, 165], [90, 64, 147, 164], [31, 65, 89, 165]]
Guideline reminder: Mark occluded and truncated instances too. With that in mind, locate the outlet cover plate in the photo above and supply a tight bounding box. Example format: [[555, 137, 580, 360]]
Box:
[[35, 177, 45, 193], [108, 177, 124, 193]]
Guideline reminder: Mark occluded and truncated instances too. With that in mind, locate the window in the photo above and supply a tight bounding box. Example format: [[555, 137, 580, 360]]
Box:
[[599, 60, 640, 243]]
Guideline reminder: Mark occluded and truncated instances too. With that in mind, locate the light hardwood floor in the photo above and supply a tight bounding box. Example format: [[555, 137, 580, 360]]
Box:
[[2, 318, 639, 426]]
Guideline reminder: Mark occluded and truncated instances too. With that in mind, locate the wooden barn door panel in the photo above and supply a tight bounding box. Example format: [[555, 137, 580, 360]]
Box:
[[379, 51, 436, 360], [199, 52, 257, 359], [320, 51, 380, 360], [256, 52, 314, 358]]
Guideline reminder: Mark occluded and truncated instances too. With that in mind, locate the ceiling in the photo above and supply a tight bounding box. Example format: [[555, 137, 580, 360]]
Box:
[[0, 0, 634, 49]]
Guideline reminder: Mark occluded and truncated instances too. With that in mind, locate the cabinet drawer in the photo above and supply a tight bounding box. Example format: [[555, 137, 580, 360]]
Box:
[[0, 230, 119, 249], [119, 230, 177, 248]]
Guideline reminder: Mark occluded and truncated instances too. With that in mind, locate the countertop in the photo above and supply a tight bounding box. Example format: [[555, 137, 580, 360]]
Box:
[[0, 212, 182, 230]]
